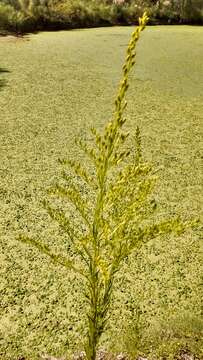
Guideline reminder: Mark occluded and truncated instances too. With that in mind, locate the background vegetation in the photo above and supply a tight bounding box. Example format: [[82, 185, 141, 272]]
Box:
[[0, 0, 203, 34], [0, 25, 202, 359]]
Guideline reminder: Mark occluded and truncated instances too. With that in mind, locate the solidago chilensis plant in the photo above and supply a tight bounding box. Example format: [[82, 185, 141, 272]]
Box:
[[17, 13, 198, 360]]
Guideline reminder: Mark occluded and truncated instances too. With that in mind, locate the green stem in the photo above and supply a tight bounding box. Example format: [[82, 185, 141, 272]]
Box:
[[86, 13, 149, 360]]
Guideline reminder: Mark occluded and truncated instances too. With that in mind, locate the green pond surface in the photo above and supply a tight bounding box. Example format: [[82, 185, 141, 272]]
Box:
[[0, 26, 202, 359]]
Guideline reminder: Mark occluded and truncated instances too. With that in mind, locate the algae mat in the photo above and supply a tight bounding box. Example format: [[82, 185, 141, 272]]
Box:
[[0, 26, 202, 359]]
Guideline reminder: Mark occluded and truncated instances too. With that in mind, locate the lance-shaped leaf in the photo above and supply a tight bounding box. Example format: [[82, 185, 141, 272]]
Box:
[[90, 127, 107, 154], [47, 183, 92, 228], [42, 199, 81, 242], [58, 158, 96, 188], [134, 126, 142, 164], [17, 234, 87, 278], [127, 217, 200, 255], [76, 138, 98, 165]]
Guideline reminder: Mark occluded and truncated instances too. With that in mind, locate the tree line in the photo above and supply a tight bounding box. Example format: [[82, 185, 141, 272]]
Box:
[[0, 0, 202, 34]]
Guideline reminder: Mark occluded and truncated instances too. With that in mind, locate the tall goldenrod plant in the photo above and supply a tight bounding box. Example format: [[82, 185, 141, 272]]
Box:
[[17, 13, 197, 360]]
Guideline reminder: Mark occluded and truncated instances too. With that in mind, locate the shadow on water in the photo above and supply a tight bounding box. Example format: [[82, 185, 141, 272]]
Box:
[[0, 67, 10, 90]]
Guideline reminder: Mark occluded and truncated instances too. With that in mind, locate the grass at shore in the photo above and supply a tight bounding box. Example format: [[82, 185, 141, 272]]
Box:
[[0, 26, 202, 360]]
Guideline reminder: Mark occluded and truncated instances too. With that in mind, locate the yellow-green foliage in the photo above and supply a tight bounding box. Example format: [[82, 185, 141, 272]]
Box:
[[17, 12, 199, 360]]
